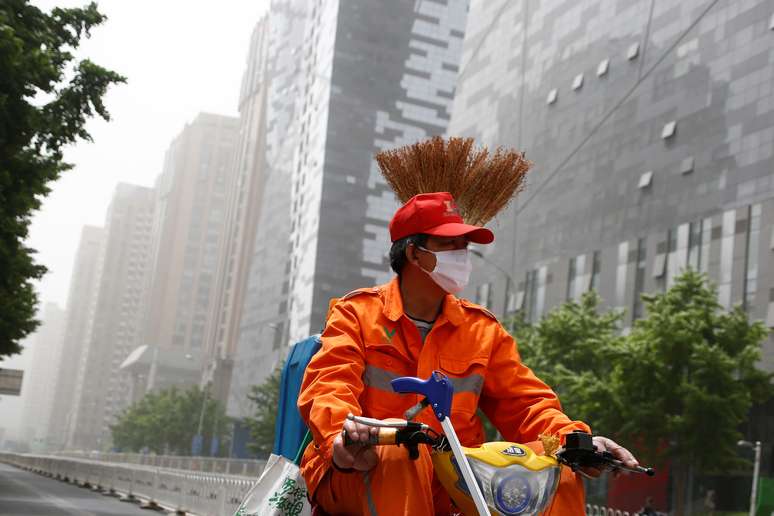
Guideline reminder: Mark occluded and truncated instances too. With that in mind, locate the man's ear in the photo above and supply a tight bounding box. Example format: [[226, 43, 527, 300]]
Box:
[[405, 243, 419, 266]]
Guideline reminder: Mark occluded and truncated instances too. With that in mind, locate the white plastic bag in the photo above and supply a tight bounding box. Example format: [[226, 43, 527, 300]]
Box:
[[234, 454, 312, 516]]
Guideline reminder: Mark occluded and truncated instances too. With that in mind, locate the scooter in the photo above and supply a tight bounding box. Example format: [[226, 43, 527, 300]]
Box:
[[343, 371, 653, 516]]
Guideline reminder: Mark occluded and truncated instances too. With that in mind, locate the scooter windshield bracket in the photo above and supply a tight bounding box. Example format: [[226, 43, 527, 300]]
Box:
[[391, 371, 453, 422]]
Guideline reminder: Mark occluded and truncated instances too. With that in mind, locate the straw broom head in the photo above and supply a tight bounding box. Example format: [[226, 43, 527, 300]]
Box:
[[375, 136, 532, 226]]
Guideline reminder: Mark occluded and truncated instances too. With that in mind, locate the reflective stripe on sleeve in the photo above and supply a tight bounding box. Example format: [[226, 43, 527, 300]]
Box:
[[449, 374, 484, 395], [364, 365, 483, 396], [363, 365, 401, 392]]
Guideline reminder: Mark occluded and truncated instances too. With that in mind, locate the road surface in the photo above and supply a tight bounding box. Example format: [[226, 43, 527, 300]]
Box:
[[0, 462, 152, 515]]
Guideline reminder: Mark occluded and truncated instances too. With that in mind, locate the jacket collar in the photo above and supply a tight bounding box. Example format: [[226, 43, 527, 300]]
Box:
[[382, 276, 464, 326]]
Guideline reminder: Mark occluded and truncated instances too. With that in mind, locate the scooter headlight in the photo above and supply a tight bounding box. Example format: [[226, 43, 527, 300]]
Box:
[[460, 458, 560, 515]]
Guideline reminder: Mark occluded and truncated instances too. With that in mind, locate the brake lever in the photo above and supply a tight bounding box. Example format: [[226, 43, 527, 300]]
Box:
[[556, 431, 655, 477]]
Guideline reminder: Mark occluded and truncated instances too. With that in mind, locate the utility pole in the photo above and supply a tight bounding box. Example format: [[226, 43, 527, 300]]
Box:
[[738, 439, 762, 516]]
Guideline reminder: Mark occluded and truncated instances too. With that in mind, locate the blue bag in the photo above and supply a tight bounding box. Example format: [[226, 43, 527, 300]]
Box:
[[272, 334, 322, 461]]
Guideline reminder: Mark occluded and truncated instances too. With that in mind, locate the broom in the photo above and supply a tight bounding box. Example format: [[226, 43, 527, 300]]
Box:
[[375, 136, 531, 226]]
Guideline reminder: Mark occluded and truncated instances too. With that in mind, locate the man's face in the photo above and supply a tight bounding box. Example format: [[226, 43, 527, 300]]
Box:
[[409, 235, 469, 273], [424, 235, 469, 252]]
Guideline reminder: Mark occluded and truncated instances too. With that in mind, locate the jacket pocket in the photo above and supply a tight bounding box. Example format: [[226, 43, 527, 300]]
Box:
[[439, 355, 487, 415]]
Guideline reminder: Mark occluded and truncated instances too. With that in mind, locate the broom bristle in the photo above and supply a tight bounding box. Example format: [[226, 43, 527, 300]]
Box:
[[375, 136, 531, 225]]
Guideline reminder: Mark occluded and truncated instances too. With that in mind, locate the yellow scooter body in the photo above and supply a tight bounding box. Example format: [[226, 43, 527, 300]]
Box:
[[432, 442, 561, 516]]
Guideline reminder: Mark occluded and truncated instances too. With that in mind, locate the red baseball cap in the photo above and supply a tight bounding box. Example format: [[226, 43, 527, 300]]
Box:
[[389, 192, 494, 244]]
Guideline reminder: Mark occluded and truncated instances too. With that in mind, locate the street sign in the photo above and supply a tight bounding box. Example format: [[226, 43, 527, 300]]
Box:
[[0, 369, 23, 396]]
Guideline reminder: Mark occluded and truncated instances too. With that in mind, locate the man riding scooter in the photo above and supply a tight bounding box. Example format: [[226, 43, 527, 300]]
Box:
[[297, 140, 639, 515]]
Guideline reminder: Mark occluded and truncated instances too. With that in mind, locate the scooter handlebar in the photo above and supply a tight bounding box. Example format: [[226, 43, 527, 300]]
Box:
[[342, 427, 397, 446]]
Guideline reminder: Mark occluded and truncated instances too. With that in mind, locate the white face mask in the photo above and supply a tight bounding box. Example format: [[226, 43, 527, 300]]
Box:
[[418, 247, 472, 294]]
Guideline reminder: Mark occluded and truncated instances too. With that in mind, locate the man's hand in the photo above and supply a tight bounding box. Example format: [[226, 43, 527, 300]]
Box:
[[332, 419, 379, 472], [582, 436, 639, 478]]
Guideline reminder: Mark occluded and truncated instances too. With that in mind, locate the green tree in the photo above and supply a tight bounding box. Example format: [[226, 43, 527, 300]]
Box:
[[0, 1, 125, 358], [610, 269, 772, 514], [511, 290, 625, 435], [244, 365, 282, 457], [510, 271, 773, 514], [111, 386, 230, 455]]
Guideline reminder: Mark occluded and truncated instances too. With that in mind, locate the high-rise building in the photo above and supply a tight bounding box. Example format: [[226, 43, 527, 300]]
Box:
[[68, 184, 156, 450], [138, 113, 239, 395], [202, 18, 271, 404], [48, 225, 105, 451], [287, 0, 469, 340], [227, 0, 470, 420], [228, 0, 306, 420], [448, 0, 774, 370], [19, 303, 66, 451]]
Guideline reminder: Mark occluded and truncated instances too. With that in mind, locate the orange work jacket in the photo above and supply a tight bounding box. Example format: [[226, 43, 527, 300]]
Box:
[[297, 276, 591, 500]]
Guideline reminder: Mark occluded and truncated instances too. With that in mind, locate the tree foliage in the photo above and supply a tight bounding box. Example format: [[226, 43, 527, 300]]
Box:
[[512, 290, 625, 435], [244, 365, 282, 457], [0, 1, 125, 357], [611, 270, 772, 471], [512, 269, 773, 474], [111, 386, 230, 455]]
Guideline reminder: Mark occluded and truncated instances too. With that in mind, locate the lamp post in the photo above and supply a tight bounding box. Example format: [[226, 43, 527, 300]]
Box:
[[738, 439, 762, 516], [470, 248, 516, 320], [193, 354, 211, 457]]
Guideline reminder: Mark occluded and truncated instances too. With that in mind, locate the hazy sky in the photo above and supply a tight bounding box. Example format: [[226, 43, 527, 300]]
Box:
[[28, 0, 268, 308], [1, 0, 267, 441]]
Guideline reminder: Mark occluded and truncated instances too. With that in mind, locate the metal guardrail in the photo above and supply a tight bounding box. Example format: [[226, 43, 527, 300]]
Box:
[[0, 452, 256, 516], [54, 450, 266, 477], [1, 453, 667, 516], [586, 505, 668, 516]]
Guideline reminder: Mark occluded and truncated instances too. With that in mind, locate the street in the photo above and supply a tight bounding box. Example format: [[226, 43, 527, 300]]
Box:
[[0, 463, 151, 516]]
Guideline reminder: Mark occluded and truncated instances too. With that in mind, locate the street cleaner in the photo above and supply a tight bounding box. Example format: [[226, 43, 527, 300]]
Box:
[[297, 137, 640, 515]]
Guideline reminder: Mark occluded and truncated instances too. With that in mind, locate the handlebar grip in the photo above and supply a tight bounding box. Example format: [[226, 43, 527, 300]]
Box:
[[342, 427, 397, 446]]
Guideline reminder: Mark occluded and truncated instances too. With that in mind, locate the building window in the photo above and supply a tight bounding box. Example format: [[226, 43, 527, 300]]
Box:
[[505, 291, 517, 314], [536, 266, 547, 322], [524, 269, 538, 321], [652, 252, 666, 279], [680, 156, 694, 174], [666, 224, 689, 288], [700, 217, 712, 274], [627, 42, 640, 60], [546, 88, 558, 105], [566, 257, 577, 301], [476, 282, 492, 309], [688, 220, 702, 270], [566, 254, 586, 301], [744, 204, 761, 311], [589, 250, 601, 292], [615, 241, 629, 309], [633, 238, 647, 321], [638, 170, 653, 189], [524, 267, 547, 323], [597, 58, 609, 77], [572, 73, 584, 90], [719, 209, 735, 310], [661, 120, 677, 139]]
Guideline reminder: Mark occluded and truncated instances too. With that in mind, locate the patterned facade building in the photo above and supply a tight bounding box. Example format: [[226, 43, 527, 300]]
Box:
[[227, 0, 470, 420], [228, 0, 307, 419], [448, 0, 774, 369]]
